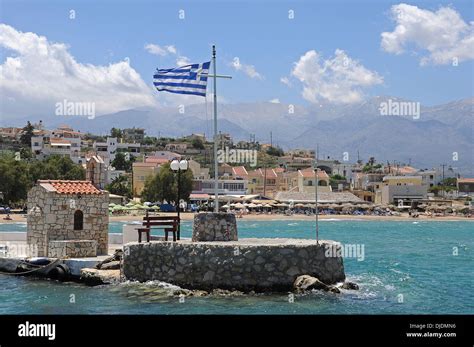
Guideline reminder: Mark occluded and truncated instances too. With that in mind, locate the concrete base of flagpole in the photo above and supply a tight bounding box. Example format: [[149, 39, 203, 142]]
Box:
[[192, 212, 238, 242]]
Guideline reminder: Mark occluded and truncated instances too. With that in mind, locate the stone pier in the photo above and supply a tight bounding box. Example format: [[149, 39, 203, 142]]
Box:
[[122, 212, 345, 292], [123, 238, 345, 291]]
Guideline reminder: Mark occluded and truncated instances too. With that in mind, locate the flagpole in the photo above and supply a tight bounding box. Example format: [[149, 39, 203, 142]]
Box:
[[315, 144, 319, 244], [212, 45, 219, 212]]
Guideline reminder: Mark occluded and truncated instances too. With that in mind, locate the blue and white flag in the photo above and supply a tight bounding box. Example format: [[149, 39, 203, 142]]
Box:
[[153, 61, 211, 97]]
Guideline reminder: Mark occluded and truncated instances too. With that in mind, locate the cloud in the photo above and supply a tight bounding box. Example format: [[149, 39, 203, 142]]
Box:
[[144, 43, 177, 56], [0, 24, 156, 119], [381, 4, 474, 65], [231, 57, 263, 79], [144, 42, 191, 68], [280, 76, 292, 87], [269, 98, 280, 103], [290, 49, 383, 104], [176, 55, 191, 67]]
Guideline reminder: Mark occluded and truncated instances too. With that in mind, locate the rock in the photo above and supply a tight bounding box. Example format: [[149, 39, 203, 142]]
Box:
[[172, 288, 193, 296], [327, 286, 341, 294], [293, 275, 340, 294], [100, 260, 120, 270], [341, 281, 359, 290], [80, 268, 121, 286], [95, 249, 123, 269]]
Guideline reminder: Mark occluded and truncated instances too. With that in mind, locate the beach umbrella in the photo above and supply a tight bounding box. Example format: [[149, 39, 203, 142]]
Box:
[[221, 204, 230, 209], [294, 203, 305, 208], [125, 202, 136, 207], [234, 203, 245, 209]]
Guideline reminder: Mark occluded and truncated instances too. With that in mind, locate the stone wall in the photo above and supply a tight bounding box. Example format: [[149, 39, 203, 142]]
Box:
[[192, 213, 238, 242], [123, 238, 345, 291], [27, 186, 109, 256], [48, 240, 97, 258]]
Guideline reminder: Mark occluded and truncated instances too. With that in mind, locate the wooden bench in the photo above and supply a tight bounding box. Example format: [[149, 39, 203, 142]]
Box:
[[137, 212, 180, 242]]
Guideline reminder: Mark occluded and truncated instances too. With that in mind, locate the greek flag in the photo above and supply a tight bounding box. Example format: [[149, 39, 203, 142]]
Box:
[[153, 62, 211, 97]]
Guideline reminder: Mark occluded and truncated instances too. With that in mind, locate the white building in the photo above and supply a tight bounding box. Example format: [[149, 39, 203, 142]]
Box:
[[192, 178, 248, 196], [31, 126, 86, 164], [93, 137, 141, 166]]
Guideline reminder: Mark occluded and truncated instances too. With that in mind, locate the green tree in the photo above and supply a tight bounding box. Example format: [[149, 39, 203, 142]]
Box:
[[105, 175, 132, 198], [266, 146, 284, 157], [140, 163, 193, 203], [20, 121, 34, 147], [111, 152, 135, 171], [110, 127, 122, 138], [28, 155, 85, 182], [0, 154, 30, 205], [140, 174, 161, 202], [192, 138, 205, 149]]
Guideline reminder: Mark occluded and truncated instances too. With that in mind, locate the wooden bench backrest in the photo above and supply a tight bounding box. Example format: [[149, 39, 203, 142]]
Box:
[[142, 215, 179, 228]]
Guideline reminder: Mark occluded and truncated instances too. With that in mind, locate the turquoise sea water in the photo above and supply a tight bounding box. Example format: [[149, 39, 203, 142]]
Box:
[[0, 220, 473, 314]]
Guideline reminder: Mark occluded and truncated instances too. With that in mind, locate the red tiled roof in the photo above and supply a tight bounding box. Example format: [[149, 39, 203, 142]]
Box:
[[133, 162, 160, 167], [298, 168, 329, 178], [38, 180, 103, 194], [458, 178, 474, 183], [232, 166, 248, 177], [145, 156, 169, 164], [50, 137, 71, 145]]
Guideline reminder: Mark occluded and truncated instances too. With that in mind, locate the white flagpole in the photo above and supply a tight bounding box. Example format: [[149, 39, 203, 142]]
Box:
[[212, 45, 219, 212], [315, 144, 319, 244]]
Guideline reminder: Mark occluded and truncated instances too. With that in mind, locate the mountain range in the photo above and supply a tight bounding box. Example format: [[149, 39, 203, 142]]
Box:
[[1, 96, 472, 176]]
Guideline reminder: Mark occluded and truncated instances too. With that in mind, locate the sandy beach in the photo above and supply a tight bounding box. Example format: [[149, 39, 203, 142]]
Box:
[[2, 212, 472, 223]]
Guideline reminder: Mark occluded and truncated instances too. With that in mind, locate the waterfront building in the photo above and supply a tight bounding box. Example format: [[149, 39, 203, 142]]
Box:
[[375, 175, 427, 205], [290, 168, 332, 193], [457, 178, 474, 197], [192, 178, 248, 196], [27, 180, 109, 257]]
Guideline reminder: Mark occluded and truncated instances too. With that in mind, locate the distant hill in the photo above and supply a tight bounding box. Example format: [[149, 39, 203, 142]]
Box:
[[2, 96, 472, 175]]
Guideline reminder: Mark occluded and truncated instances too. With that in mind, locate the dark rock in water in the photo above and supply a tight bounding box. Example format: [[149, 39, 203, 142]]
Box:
[[327, 286, 341, 294], [211, 288, 244, 296], [96, 249, 123, 269], [341, 281, 359, 290], [173, 289, 209, 297], [294, 275, 340, 294], [100, 260, 120, 270], [80, 268, 121, 286]]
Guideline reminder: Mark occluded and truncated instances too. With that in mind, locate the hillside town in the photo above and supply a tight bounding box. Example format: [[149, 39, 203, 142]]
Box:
[[1, 121, 472, 217]]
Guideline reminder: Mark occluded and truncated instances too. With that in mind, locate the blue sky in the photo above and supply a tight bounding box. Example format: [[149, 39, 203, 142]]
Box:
[[1, 0, 473, 118]]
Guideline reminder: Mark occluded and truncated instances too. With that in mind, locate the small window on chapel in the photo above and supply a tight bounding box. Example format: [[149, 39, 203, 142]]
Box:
[[74, 210, 84, 230]]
